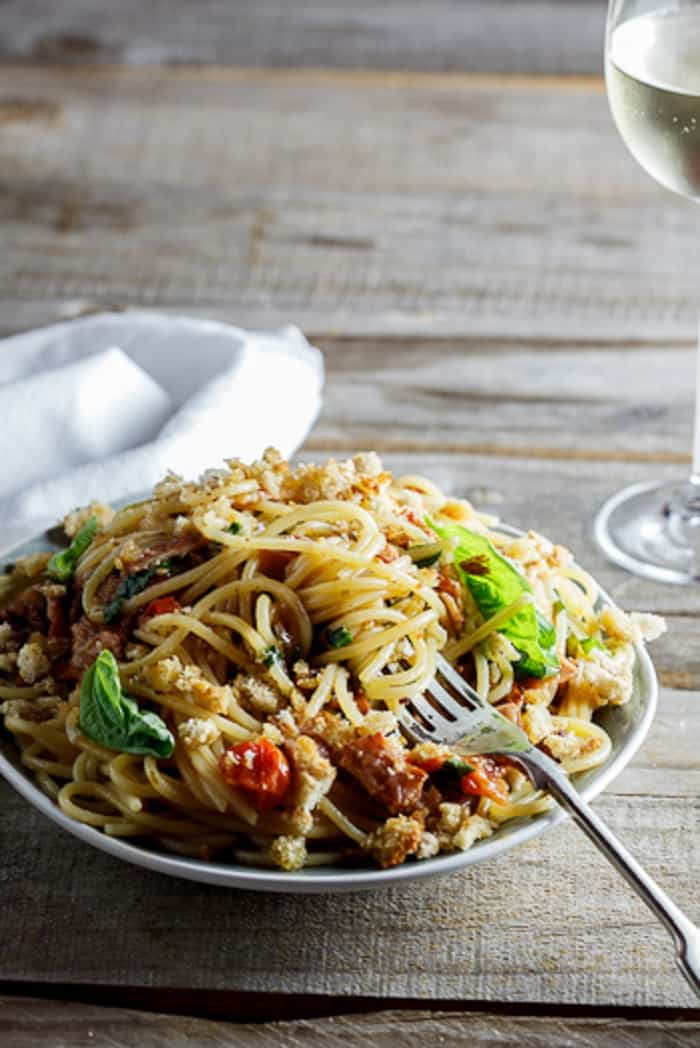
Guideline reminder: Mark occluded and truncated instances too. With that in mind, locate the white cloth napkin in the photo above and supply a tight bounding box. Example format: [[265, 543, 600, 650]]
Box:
[[0, 311, 324, 550]]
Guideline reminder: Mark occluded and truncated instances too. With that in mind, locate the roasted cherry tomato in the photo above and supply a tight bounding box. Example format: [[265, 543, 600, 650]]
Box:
[[219, 738, 291, 811], [142, 596, 181, 619], [460, 754, 509, 805]]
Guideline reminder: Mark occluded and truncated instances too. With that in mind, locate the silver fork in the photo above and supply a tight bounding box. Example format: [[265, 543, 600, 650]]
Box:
[[399, 654, 700, 997]]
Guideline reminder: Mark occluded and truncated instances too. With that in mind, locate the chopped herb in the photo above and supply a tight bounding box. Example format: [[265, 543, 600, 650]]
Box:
[[79, 650, 174, 758], [47, 517, 97, 582], [103, 567, 156, 623], [552, 599, 565, 617], [429, 518, 559, 681], [326, 626, 353, 648], [226, 521, 242, 535], [262, 645, 281, 668], [103, 558, 176, 623]]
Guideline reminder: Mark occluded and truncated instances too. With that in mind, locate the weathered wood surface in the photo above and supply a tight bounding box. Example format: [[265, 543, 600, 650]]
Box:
[[1, 687, 697, 1008], [2, 999, 700, 1048], [1, 10, 700, 1025], [1, 66, 697, 344], [0, 2, 608, 75]]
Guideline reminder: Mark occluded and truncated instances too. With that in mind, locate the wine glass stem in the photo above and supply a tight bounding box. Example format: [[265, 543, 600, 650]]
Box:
[[692, 315, 700, 487]]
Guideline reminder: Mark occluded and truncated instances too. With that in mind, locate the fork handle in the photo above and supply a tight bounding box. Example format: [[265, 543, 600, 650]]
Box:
[[523, 752, 700, 997]]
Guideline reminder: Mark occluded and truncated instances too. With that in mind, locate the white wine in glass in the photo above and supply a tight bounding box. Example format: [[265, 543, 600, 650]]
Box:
[[596, 0, 700, 583]]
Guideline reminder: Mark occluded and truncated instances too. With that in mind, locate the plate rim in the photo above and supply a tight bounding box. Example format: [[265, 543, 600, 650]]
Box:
[[0, 519, 658, 893]]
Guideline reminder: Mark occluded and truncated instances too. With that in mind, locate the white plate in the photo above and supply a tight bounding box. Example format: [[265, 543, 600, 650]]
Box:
[[0, 522, 658, 893]]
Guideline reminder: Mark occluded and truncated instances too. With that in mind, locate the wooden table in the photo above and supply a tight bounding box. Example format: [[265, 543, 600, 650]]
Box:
[[2, 2, 700, 1044]]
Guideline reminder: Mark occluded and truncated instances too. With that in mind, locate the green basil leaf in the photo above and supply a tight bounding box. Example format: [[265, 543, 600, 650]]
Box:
[[79, 650, 174, 757], [429, 519, 559, 681], [47, 517, 98, 582], [226, 521, 242, 535], [103, 567, 157, 623]]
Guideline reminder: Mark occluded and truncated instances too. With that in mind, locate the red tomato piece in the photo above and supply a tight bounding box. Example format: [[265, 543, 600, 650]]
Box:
[[142, 596, 181, 619], [219, 738, 291, 811], [460, 754, 509, 805]]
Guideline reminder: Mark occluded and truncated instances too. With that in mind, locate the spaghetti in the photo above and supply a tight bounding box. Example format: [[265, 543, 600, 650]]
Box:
[[0, 449, 665, 869]]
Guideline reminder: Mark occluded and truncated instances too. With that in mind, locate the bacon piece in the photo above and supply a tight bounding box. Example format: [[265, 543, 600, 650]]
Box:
[[0, 584, 47, 632], [66, 616, 126, 679], [122, 534, 205, 573], [339, 732, 428, 815], [1, 582, 69, 638], [257, 549, 296, 580]]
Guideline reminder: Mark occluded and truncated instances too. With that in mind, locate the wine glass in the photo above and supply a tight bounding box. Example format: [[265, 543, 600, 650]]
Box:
[[596, 0, 700, 583]]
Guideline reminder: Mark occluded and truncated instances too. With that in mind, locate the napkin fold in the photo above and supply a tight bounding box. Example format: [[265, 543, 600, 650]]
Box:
[[0, 311, 324, 550]]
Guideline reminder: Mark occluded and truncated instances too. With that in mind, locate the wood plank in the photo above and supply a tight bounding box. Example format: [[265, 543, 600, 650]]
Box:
[[1, 687, 697, 1008], [2, 998, 700, 1047], [0, 2, 608, 75], [0, 66, 697, 344], [311, 337, 697, 462]]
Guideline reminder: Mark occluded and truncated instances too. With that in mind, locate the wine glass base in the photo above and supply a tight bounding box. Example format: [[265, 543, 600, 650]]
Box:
[[594, 480, 700, 585]]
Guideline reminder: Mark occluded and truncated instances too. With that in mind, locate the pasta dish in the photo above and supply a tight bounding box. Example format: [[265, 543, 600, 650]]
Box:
[[0, 450, 664, 870]]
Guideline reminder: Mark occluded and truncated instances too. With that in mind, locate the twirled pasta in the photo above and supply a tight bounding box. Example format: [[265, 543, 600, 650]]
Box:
[[0, 450, 664, 870]]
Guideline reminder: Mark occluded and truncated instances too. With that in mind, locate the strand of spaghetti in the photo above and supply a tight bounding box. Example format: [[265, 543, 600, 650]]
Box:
[[561, 564, 600, 605], [191, 522, 432, 592], [488, 654, 515, 704], [355, 639, 396, 684], [61, 779, 231, 836], [315, 609, 437, 666], [333, 666, 364, 725], [0, 683, 50, 700], [304, 664, 336, 719], [122, 554, 241, 613], [259, 500, 381, 549], [143, 612, 254, 667], [557, 693, 595, 721], [393, 474, 445, 498], [446, 592, 534, 660], [325, 607, 407, 632], [126, 682, 254, 741], [178, 550, 249, 604], [118, 625, 190, 677], [199, 609, 297, 696], [317, 797, 368, 845], [81, 541, 129, 616], [473, 649, 490, 701], [189, 747, 259, 823], [18, 742, 74, 779], [143, 756, 206, 810], [192, 576, 313, 654], [551, 716, 612, 774], [304, 592, 393, 627], [254, 593, 275, 646], [108, 753, 161, 800]]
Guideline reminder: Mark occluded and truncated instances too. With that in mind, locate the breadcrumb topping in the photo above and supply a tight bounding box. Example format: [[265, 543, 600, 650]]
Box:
[[16, 641, 49, 684], [63, 501, 114, 537]]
